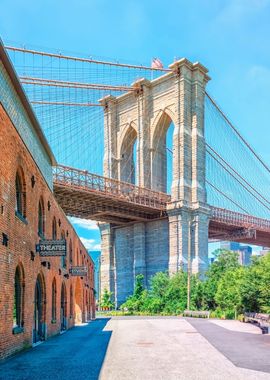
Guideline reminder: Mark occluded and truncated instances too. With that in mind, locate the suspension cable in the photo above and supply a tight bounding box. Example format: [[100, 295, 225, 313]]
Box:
[[20, 76, 134, 92], [206, 143, 270, 207], [30, 100, 102, 107], [206, 180, 249, 215], [206, 92, 270, 174], [207, 149, 270, 212], [5, 45, 171, 72]]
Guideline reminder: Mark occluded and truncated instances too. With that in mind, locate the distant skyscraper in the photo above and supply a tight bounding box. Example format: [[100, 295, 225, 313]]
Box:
[[89, 250, 101, 300], [220, 241, 252, 266]]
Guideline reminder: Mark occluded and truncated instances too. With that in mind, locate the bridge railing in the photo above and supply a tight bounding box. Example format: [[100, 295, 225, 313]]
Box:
[[53, 164, 171, 210], [211, 206, 270, 232]]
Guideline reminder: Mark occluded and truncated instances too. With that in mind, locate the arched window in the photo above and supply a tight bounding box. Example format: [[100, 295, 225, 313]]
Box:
[[15, 168, 26, 218], [70, 285, 73, 318], [51, 278, 57, 322], [61, 230, 66, 268], [13, 265, 24, 331], [52, 217, 57, 240], [60, 282, 67, 331], [69, 239, 73, 264], [38, 198, 45, 237], [34, 273, 46, 343]]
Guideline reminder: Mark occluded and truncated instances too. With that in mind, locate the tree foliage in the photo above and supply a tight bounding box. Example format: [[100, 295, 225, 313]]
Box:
[[120, 251, 270, 318], [100, 288, 114, 310]]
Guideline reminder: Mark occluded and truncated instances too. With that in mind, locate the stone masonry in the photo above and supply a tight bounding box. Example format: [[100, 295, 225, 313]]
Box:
[[99, 59, 211, 307]]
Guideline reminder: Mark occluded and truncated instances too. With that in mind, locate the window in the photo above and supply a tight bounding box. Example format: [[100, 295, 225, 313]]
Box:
[[70, 286, 73, 318], [13, 265, 24, 333], [15, 168, 26, 218], [52, 217, 57, 240], [38, 198, 45, 237], [69, 240, 73, 264], [51, 278, 57, 322], [61, 230, 66, 268]]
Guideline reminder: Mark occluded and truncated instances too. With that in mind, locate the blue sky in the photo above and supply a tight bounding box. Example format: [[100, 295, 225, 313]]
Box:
[[1, 0, 270, 252]]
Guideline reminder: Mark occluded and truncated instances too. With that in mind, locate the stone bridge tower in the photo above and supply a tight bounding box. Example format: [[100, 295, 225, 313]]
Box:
[[99, 59, 211, 306]]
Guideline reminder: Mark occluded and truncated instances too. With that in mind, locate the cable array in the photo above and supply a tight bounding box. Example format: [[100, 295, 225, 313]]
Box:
[[5, 44, 270, 220], [205, 94, 270, 219], [6, 44, 166, 174]]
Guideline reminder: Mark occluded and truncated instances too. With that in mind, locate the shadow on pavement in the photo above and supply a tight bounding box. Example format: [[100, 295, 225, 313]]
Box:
[[186, 318, 270, 374], [0, 318, 112, 380]]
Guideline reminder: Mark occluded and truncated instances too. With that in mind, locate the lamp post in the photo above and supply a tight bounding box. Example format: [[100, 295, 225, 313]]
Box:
[[187, 219, 197, 310]]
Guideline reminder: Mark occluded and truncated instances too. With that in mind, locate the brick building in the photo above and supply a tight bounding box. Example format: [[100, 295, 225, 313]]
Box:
[[0, 41, 95, 359]]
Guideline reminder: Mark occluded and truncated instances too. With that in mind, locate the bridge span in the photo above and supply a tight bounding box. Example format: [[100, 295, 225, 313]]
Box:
[[54, 165, 270, 247], [8, 45, 270, 305]]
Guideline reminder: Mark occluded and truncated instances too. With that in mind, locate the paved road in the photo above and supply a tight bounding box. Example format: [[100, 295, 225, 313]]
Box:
[[187, 317, 270, 374], [0, 318, 111, 380], [1, 316, 270, 380]]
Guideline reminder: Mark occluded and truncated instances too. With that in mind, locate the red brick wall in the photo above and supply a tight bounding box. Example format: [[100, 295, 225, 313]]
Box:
[[0, 104, 95, 359]]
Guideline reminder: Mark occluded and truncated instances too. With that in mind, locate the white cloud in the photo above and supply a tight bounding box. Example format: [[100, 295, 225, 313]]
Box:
[[68, 217, 99, 231], [80, 237, 100, 251]]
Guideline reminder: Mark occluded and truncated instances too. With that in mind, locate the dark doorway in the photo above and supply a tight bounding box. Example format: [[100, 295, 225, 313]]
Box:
[[60, 282, 67, 331], [34, 275, 45, 343]]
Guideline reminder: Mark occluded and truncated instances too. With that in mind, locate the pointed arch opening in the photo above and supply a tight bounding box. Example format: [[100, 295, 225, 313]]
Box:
[[34, 273, 46, 343], [15, 167, 26, 219], [51, 278, 57, 322], [13, 264, 25, 332], [151, 112, 174, 193], [52, 217, 57, 240], [60, 282, 67, 331], [61, 230, 66, 268], [38, 197, 45, 237], [70, 285, 73, 319], [69, 239, 73, 264], [120, 124, 137, 184]]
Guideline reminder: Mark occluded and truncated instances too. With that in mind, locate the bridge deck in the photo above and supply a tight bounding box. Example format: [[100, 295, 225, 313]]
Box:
[[53, 165, 169, 224], [53, 165, 270, 246]]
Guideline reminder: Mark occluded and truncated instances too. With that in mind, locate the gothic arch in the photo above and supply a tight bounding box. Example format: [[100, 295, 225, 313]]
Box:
[[150, 108, 177, 148], [13, 262, 25, 329], [150, 110, 175, 192], [34, 272, 46, 343], [118, 122, 137, 184]]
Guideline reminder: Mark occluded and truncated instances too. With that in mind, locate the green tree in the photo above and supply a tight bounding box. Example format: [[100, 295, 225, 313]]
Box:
[[100, 288, 114, 310], [215, 267, 244, 318], [164, 271, 188, 314], [134, 274, 145, 299], [202, 250, 240, 309], [240, 253, 270, 313], [120, 274, 146, 312], [141, 272, 170, 313]]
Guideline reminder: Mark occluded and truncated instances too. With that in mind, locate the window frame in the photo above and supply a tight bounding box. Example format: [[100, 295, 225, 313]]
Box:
[[13, 265, 25, 334], [38, 198, 45, 238]]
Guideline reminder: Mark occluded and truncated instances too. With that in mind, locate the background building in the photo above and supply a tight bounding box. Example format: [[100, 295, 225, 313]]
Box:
[[89, 250, 101, 301], [220, 241, 252, 266]]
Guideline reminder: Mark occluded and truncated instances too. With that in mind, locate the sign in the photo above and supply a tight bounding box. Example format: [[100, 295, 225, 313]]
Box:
[[36, 239, 66, 257], [69, 266, 88, 276]]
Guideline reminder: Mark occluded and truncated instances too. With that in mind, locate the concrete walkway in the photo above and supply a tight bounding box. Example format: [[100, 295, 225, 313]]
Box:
[[100, 316, 270, 380], [1, 316, 270, 380]]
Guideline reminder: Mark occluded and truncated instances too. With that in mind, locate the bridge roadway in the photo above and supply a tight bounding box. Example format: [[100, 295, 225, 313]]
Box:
[[53, 165, 270, 247]]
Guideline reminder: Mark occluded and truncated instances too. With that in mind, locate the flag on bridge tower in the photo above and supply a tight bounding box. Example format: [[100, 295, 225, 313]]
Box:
[[151, 57, 163, 69]]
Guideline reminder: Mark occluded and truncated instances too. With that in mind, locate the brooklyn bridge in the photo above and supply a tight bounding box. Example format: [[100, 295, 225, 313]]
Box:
[[5, 45, 270, 305]]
